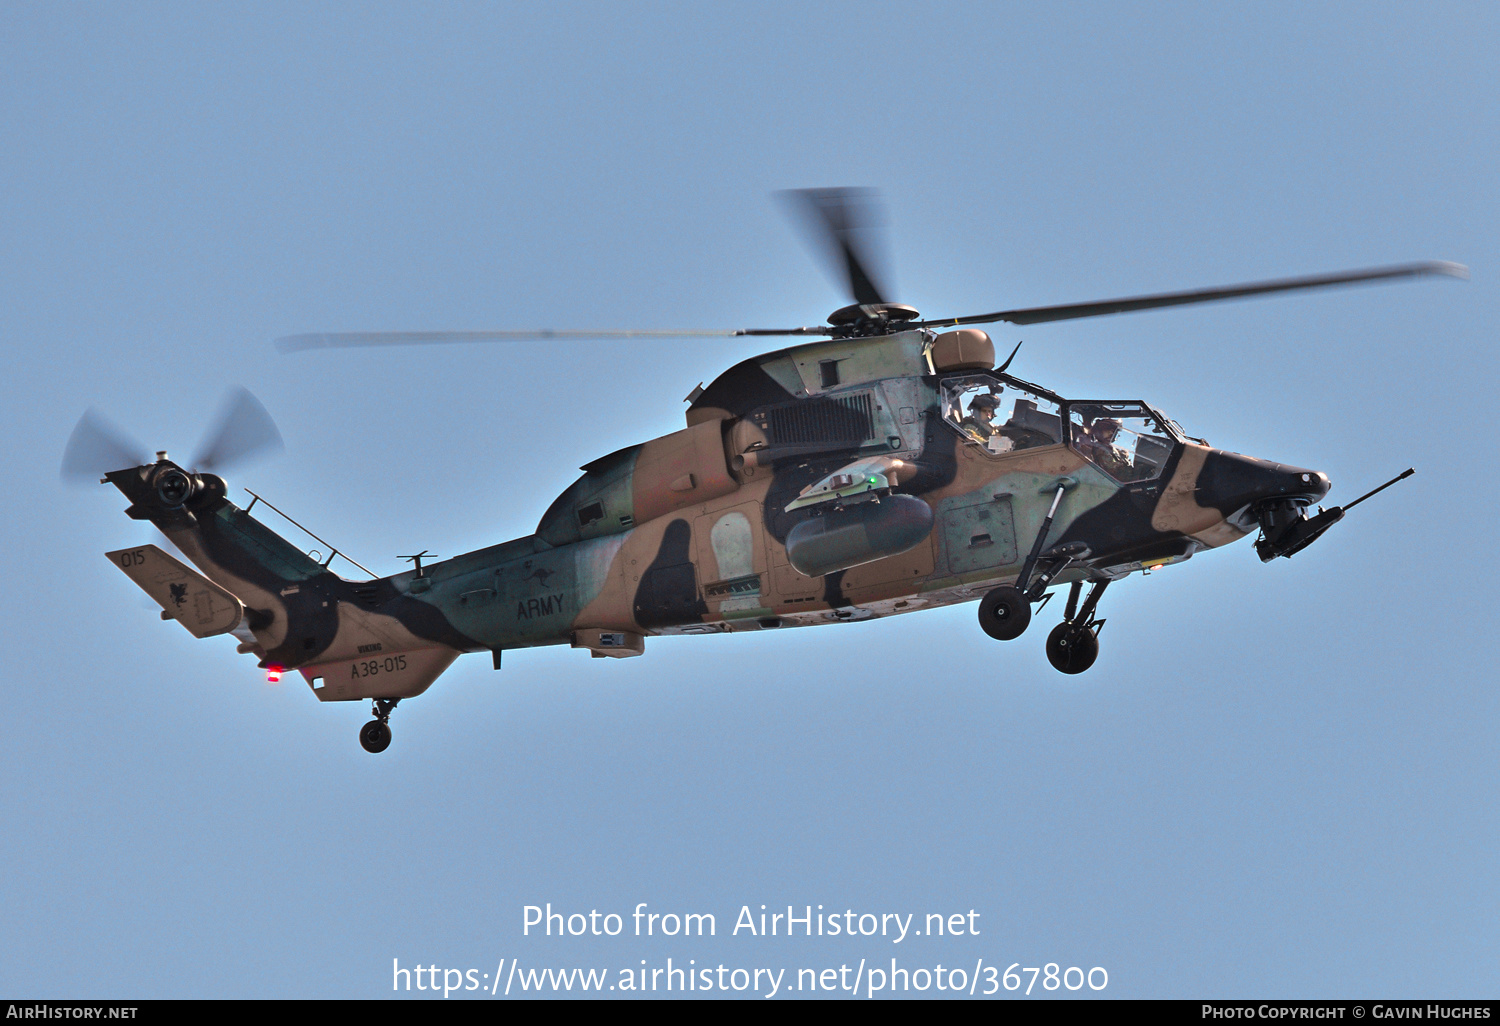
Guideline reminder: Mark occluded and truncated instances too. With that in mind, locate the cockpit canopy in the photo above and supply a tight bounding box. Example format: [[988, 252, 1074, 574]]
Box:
[[941, 375, 1063, 455], [939, 374, 1185, 483], [1067, 402, 1179, 482]]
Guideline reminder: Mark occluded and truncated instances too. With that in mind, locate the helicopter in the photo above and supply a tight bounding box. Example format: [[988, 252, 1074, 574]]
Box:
[[64, 189, 1465, 752]]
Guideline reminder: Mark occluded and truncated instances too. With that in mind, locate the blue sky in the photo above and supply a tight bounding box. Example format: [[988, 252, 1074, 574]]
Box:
[[2, 1, 1494, 999]]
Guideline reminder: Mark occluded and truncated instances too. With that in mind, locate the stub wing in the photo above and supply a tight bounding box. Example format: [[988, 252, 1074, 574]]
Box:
[[107, 544, 245, 639]]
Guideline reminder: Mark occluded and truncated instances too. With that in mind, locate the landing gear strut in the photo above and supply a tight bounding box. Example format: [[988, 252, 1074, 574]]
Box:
[[979, 484, 1074, 642], [978, 481, 1090, 643], [1046, 580, 1108, 674], [359, 698, 400, 753]]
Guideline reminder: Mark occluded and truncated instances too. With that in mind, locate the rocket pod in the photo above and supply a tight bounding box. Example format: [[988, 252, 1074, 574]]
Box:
[[785, 494, 934, 578]]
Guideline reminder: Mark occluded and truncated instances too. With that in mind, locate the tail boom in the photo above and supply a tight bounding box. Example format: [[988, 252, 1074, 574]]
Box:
[[103, 458, 469, 701]]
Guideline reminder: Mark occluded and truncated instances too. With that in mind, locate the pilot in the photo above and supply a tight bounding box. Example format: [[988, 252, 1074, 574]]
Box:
[[960, 393, 1001, 443], [1082, 417, 1132, 477]]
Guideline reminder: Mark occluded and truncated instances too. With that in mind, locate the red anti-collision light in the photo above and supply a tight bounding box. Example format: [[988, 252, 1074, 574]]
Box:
[[266, 665, 283, 684]]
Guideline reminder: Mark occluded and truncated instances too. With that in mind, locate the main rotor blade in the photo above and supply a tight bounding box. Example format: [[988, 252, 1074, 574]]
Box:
[[191, 387, 283, 473], [61, 410, 149, 483], [778, 188, 892, 307], [276, 327, 830, 352], [920, 261, 1468, 328]]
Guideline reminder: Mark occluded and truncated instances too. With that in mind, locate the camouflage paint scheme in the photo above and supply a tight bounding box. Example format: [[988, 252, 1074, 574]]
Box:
[[103, 328, 1330, 703]]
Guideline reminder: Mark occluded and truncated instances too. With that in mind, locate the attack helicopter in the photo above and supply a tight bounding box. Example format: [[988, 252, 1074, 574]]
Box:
[[65, 189, 1465, 752]]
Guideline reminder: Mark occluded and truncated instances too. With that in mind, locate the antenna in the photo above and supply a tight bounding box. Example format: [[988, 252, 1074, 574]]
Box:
[[997, 340, 1024, 374], [242, 488, 376, 578], [400, 551, 439, 578]]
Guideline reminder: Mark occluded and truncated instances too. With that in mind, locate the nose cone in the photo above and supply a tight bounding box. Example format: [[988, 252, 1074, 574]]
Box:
[[1195, 451, 1331, 518]]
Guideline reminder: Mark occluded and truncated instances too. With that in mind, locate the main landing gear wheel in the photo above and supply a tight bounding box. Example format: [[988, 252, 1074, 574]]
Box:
[[978, 585, 1032, 641], [1046, 622, 1099, 674], [359, 697, 400, 753], [1045, 578, 1110, 674], [359, 720, 392, 753]]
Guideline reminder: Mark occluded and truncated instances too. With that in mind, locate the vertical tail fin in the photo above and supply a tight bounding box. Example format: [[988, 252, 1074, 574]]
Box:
[[101, 458, 471, 703], [104, 459, 338, 662]]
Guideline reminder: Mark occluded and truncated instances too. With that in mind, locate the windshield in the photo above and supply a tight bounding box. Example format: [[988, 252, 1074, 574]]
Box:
[[1067, 402, 1179, 482]]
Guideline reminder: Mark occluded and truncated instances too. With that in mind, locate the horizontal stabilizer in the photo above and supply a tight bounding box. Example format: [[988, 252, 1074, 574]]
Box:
[[107, 544, 245, 639]]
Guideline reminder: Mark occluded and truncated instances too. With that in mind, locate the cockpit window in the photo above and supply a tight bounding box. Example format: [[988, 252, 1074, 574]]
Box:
[[1067, 402, 1177, 482], [940, 375, 1063, 454]]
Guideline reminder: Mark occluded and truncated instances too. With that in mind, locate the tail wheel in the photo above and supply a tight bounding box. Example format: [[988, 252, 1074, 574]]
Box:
[[359, 720, 392, 754], [1045, 622, 1099, 674], [978, 585, 1032, 641]]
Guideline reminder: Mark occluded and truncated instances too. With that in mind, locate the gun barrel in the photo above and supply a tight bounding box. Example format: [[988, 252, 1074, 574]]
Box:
[[1341, 468, 1415, 514]]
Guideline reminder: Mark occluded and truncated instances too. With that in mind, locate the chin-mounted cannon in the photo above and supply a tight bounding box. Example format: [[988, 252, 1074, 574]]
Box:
[[1254, 468, 1414, 562]]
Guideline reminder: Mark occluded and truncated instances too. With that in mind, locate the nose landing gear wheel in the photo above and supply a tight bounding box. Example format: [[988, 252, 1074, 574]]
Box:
[[978, 585, 1032, 640], [360, 720, 392, 753], [1046, 622, 1100, 674]]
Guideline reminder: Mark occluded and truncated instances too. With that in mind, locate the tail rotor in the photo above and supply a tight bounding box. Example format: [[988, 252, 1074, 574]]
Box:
[[61, 386, 284, 484], [61, 410, 149, 485], [190, 387, 283, 473]]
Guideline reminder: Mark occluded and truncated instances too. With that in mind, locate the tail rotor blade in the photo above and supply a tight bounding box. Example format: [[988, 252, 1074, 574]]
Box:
[[61, 410, 148, 484], [192, 387, 283, 473]]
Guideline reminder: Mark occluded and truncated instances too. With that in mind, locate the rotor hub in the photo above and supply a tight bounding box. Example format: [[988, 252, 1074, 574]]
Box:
[[826, 303, 920, 337]]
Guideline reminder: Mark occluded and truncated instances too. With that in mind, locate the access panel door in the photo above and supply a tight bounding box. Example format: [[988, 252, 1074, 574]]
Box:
[[942, 494, 1019, 575], [695, 502, 773, 620]]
